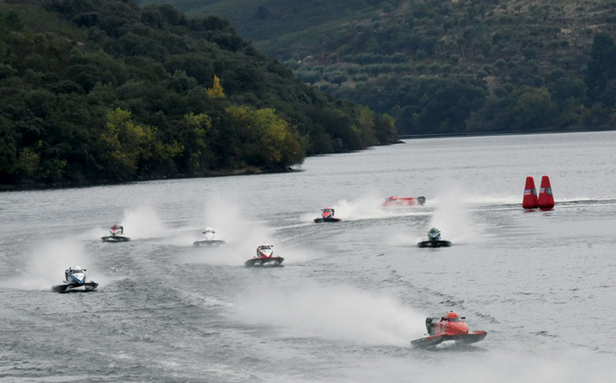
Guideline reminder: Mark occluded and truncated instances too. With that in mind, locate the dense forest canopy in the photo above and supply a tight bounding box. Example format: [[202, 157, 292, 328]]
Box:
[[140, 0, 616, 136], [0, 0, 397, 187]]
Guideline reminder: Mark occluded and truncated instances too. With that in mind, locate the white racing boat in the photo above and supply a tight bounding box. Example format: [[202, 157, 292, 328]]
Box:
[[417, 228, 452, 248], [193, 227, 226, 246], [101, 224, 130, 242], [245, 243, 284, 267], [52, 266, 98, 293]]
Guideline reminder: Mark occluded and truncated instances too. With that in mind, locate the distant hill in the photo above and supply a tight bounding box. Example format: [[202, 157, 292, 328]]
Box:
[[0, 0, 397, 188], [139, 0, 374, 43], [138, 0, 616, 135]]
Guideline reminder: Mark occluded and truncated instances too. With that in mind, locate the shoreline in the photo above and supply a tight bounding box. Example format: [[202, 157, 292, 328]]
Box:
[[4, 128, 614, 192], [398, 127, 614, 140], [0, 166, 296, 192]]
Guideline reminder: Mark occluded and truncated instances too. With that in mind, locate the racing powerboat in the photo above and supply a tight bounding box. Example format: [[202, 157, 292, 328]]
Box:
[[52, 266, 98, 293], [193, 227, 225, 246], [411, 311, 487, 348], [417, 228, 451, 248], [382, 196, 426, 207], [245, 243, 284, 267], [101, 224, 130, 242], [314, 207, 341, 223]]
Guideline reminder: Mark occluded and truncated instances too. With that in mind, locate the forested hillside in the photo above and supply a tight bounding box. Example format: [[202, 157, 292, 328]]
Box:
[[0, 0, 397, 188], [140, 0, 616, 136]]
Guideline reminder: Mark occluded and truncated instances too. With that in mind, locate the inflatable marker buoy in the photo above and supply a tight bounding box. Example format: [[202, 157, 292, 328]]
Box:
[[522, 176, 538, 209], [538, 175, 555, 209]]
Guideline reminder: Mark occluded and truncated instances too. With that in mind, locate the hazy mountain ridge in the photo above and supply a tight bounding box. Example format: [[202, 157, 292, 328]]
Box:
[[139, 0, 616, 135]]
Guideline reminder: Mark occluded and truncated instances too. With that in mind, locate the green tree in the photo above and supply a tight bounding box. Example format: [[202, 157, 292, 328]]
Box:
[[355, 106, 377, 147], [549, 78, 587, 107], [506, 86, 557, 131], [586, 33, 616, 102], [184, 112, 213, 172], [13, 147, 40, 180], [100, 108, 155, 179], [374, 113, 397, 144], [226, 105, 304, 168]]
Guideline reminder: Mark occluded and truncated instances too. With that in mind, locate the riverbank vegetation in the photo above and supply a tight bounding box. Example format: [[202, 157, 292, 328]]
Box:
[[0, 0, 397, 187]]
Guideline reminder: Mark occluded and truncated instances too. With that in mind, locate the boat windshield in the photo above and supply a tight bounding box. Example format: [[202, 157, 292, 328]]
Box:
[[260, 246, 271, 250], [445, 318, 461, 322]]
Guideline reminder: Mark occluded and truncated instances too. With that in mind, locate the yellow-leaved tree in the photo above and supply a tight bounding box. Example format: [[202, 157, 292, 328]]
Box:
[[207, 75, 226, 99]]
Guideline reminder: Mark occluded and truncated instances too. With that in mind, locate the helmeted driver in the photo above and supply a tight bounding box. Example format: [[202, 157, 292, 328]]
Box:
[[427, 228, 441, 241], [442, 311, 461, 321], [110, 224, 124, 235]]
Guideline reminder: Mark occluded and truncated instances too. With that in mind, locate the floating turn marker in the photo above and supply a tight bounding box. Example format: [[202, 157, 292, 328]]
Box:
[[537, 175, 555, 210], [522, 176, 538, 209]]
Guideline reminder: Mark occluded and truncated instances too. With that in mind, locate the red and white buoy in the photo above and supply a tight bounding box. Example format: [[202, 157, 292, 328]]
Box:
[[537, 175, 555, 210], [522, 176, 538, 209]]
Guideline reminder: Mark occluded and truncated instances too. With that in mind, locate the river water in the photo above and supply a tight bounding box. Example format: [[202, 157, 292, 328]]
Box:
[[1, 131, 615, 382]]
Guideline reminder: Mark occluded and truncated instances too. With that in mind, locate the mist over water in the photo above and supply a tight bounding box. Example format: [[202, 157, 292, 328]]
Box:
[[426, 187, 482, 244], [119, 206, 170, 239], [0, 239, 87, 290], [2, 132, 616, 382], [234, 281, 426, 346], [334, 194, 394, 221]]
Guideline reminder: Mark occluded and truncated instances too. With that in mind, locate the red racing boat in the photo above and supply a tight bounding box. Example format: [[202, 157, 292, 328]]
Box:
[[245, 243, 284, 267], [411, 311, 487, 348], [382, 196, 426, 207]]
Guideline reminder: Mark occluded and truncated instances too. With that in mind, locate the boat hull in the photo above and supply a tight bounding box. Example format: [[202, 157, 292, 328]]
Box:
[[383, 196, 426, 207], [52, 281, 98, 293], [411, 331, 487, 348], [193, 239, 226, 246], [314, 217, 341, 223], [244, 257, 284, 267], [101, 235, 130, 243], [417, 240, 451, 248]]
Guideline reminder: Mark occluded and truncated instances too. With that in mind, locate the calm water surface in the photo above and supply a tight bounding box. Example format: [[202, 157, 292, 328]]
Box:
[[1, 132, 615, 382]]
